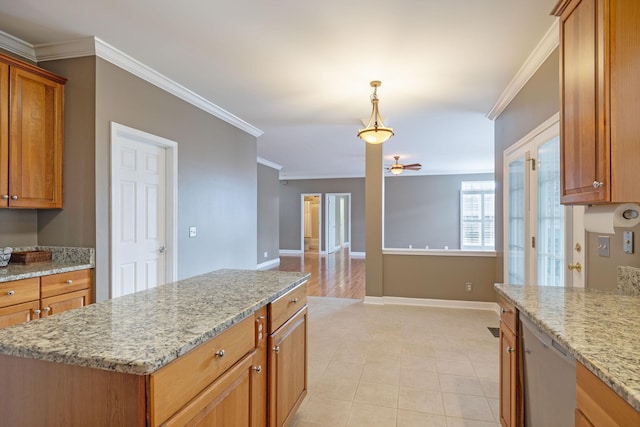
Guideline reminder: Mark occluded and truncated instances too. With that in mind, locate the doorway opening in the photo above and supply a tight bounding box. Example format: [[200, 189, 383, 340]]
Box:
[[301, 194, 322, 253], [325, 193, 351, 254]]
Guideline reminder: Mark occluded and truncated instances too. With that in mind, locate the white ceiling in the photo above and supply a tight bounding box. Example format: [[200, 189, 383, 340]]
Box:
[[0, 0, 558, 179]]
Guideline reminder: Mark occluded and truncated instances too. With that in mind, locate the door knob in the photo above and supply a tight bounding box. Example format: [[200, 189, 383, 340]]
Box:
[[159, 246, 166, 254], [568, 262, 582, 273]]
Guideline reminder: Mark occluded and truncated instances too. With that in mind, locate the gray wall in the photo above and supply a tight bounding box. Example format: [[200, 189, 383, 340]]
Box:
[[385, 173, 493, 249], [28, 56, 258, 302], [494, 48, 560, 282], [279, 178, 365, 253], [257, 164, 280, 265]]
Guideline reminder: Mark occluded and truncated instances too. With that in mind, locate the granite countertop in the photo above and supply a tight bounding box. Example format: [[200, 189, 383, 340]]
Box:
[[495, 283, 640, 412], [0, 246, 95, 282], [0, 269, 310, 375]]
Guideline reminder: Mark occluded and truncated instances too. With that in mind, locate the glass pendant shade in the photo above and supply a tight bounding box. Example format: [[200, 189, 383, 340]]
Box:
[[390, 164, 403, 175], [357, 81, 394, 144]]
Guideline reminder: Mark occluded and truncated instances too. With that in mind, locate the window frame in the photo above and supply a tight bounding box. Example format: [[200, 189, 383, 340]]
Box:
[[460, 181, 495, 251]]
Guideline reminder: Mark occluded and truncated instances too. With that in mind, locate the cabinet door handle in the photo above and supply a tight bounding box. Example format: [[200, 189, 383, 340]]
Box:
[[273, 346, 280, 353], [7, 290, 15, 296], [592, 181, 604, 188], [44, 307, 51, 313], [1, 194, 8, 200], [291, 297, 298, 303], [10, 195, 18, 200], [214, 349, 225, 358], [66, 279, 73, 284], [500, 307, 511, 314], [506, 347, 515, 353], [253, 365, 262, 373], [34, 309, 41, 317]]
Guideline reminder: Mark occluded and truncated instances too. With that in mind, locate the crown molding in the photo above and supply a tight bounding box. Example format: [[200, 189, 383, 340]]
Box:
[[257, 157, 283, 170], [486, 21, 559, 120], [2, 34, 263, 137], [0, 30, 37, 62]]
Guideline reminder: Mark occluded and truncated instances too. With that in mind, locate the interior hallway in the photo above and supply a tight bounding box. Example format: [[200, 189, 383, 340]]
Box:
[[272, 248, 365, 299]]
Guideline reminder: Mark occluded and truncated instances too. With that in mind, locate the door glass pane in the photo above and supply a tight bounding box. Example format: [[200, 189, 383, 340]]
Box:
[[537, 137, 564, 286], [508, 158, 525, 284]]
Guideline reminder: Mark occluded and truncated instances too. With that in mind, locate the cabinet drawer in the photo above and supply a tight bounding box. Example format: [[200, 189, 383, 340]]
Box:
[[41, 269, 91, 298], [268, 282, 307, 333], [0, 300, 40, 328], [149, 314, 256, 426], [498, 295, 517, 334], [0, 278, 39, 308]]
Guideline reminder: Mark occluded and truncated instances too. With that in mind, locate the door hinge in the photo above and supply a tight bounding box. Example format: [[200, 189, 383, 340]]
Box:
[[531, 236, 536, 248], [525, 153, 536, 171]]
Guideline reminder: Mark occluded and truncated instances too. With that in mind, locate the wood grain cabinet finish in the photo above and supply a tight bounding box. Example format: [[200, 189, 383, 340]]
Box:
[[268, 282, 308, 427], [0, 278, 40, 328], [0, 52, 65, 209], [498, 296, 519, 427], [553, 0, 640, 204]]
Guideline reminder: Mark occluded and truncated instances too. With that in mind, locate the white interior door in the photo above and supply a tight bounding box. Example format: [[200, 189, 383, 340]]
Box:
[[111, 123, 177, 298], [327, 195, 336, 253]]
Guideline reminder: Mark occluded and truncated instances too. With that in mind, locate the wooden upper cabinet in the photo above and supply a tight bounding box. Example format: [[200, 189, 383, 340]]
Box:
[[0, 52, 65, 209], [554, 0, 640, 204]]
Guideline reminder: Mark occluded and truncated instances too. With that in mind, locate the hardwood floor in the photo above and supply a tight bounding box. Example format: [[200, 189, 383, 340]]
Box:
[[270, 248, 365, 298]]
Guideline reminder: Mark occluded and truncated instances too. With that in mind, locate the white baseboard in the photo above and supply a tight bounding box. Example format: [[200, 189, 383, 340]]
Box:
[[363, 296, 499, 311], [279, 249, 303, 255], [257, 258, 280, 270], [350, 251, 365, 258]]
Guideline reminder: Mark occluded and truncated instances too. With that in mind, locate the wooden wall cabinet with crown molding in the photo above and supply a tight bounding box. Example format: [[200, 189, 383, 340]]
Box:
[[553, 0, 640, 204], [0, 52, 66, 209]]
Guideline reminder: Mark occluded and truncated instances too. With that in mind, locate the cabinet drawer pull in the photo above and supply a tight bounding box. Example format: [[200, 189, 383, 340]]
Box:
[[44, 307, 51, 313], [10, 195, 18, 200], [214, 349, 225, 358], [1, 194, 8, 200], [34, 309, 41, 316], [273, 346, 280, 353], [506, 347, 515, 353], [66, 279, 73, 284], [291, 297, 298, 303], [7, 290, 15, 296], [500, 307, 512, 314], [592, 181, 604, 188], [253, 365, 262, 373]]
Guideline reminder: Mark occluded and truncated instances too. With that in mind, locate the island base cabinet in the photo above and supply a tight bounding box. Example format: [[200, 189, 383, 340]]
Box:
[[269, 306, 307, 427], [498, 296, 519, 427]]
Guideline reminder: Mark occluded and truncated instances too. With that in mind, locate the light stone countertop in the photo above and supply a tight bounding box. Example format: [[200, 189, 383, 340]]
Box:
[[0, 246, 95, 282], [495, 283, 640, 412], [0, 269, 310, 375]]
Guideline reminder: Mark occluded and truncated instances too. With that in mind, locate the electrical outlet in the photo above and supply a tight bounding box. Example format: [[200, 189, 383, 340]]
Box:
[[465, 282, 472, 292], [263, 251, 268, 258], [598, 236, 610, 257], [623, 231, 634, 254], [189, 226, 197, 238]]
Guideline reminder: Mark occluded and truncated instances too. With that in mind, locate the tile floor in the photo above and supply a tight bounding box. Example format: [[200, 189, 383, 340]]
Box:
[[292, 297, 501, 427]]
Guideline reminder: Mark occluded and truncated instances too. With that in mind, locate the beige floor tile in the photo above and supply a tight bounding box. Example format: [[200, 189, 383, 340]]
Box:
[[360, 361, 401, 385], [354, 381, 399, 408], [323, 360, 363, 381], [399, 367, 440, 391], [293, 396, 351, 426], [313, 376, 359, 401], [398, 386, 445, 415], [346, 403, 397, 427], [397, 409, 447, 427], [472, 360, 499, 381], [442, 393, 494, 422], [479, 380, 499, 399], [436, 359, 477, 377], [401, 354, 438, 372], [487, 398, 499, 422], [438, 374, 484, 396], [445, 417, 500, 427]]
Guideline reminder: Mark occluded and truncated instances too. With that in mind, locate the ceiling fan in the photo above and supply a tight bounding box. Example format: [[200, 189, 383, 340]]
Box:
[[386, 155, 422, 175]]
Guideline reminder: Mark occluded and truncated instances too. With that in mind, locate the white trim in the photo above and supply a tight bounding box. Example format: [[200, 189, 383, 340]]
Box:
[[257, 157, 283, 170], [504, 113, 560, 157], [257, 258, 280, 270], [350, 251, 366, 258], [110, 122, 178, 297], [4, 34, 263, 138], [383, 249, 496, 257], [487, 21, 559, 120], [301, 193, 322, 254], [0, 30, 37, 61], [279, 249, 303, 255], [364, 296, 499, 311]]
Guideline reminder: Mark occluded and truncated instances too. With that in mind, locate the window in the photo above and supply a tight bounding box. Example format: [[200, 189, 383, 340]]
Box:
[[461, 181, 495, 250]]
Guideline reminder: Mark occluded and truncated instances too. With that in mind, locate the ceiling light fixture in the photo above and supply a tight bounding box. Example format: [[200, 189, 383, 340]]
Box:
[[357, 80, 394, 144]]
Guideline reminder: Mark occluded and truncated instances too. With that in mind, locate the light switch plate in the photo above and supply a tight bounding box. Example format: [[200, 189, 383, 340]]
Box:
[[189, 226, 197, 238], [623, 231, 634, 254], [598, 236, 610, 257]]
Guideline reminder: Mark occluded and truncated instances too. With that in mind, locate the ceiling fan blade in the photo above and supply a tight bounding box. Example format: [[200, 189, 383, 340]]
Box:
[[403, 163, 422, 168]]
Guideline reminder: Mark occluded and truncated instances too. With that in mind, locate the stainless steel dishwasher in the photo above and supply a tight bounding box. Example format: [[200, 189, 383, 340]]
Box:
[[520, 313, 576, 427]]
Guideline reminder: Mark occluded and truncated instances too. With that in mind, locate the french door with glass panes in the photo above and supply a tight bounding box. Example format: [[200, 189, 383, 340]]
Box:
[[503, 116, 583, 286]]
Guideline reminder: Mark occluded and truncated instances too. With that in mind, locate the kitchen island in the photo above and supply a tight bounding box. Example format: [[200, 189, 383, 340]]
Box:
[[0, 269, 310, 426], [495, 283, 640, 425]]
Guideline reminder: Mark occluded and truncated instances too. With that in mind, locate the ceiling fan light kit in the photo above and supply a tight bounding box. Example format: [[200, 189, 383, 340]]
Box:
[[386, 155, 422, 176], [357, 80, 394, 144]]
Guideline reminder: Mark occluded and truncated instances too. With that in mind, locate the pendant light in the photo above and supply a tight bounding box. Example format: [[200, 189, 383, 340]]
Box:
[[357, 80, 394, 144]]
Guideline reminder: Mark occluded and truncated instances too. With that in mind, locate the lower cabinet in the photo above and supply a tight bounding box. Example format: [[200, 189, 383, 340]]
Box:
[[498, 296, 519, 427], [268, 307, 308, 427], [0, 277, 40, 328]]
